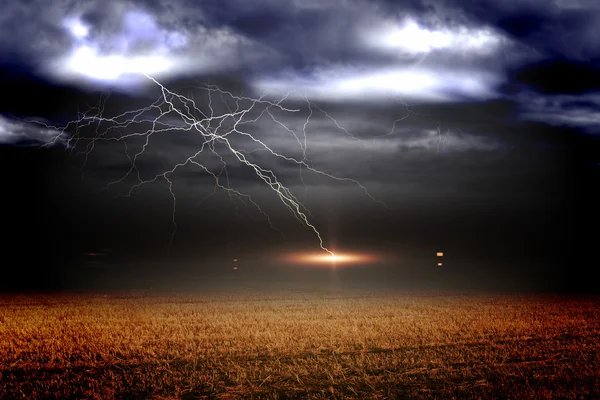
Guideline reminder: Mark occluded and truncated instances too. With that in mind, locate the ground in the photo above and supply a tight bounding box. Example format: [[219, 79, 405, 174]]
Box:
[[1, 291, 599, 399]]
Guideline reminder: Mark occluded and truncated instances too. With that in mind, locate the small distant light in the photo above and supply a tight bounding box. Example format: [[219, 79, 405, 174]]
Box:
[[233, 266, 238, 271], [438, 262, 443, 267], [233, 259, 238, 262], [437, 252, 444, 257], [87, 252, 106, 257]]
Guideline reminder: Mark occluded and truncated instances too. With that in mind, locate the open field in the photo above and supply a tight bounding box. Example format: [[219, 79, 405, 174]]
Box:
[[1, 291, 599, 399]]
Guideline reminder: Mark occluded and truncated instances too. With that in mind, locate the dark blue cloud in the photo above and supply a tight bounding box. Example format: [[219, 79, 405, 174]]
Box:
[[496, 13, 547, 38], [436, 0, 600, 61], [506, 59, 600, 95]]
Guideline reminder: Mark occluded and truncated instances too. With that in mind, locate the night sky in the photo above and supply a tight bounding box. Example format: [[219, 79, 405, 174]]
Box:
[[1, 0, 598, 292]]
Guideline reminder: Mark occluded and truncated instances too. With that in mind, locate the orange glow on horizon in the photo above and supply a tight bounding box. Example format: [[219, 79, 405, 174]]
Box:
[[282, 251, 379, 266]]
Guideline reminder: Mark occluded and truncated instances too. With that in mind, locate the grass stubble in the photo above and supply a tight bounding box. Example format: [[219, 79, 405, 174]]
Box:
[[1, 291, 599, 399]]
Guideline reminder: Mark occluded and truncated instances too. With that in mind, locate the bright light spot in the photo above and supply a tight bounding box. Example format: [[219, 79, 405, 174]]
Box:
[[438, 262, 443, 267], [64, 18, 89, 39], [324, 254, 345, 263], [283, 252, 379, 266], [437, 252, 444, 256]]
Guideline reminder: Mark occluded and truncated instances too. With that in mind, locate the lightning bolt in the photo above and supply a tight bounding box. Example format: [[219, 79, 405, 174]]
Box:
[[20, 74, 413, 256]]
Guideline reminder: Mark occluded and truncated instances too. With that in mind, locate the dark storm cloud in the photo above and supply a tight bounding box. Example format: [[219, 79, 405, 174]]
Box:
[[432, 0, 600, 135], [16, 69, 569, 208], [0, 0, 72, 60], [0, 62, 159, 124], [1, 0, 597, 82], [65, 91, 548, 214], [1, 0, 595, 147], [498, 4, 600, 61], [0, 0, 595, 209], [0, 0, 513, 99]]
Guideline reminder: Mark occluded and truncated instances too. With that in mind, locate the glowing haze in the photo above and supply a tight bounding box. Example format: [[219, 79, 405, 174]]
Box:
[[283, 252, 380, 266]]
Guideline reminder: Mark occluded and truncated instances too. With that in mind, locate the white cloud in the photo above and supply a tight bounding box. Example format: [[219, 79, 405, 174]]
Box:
[[517, 92, 600, 132], [403, 129, 502, 152], [250, 16, 507, 102], [363, 17, 504, 56], [45, 8, 250, 88], [0, 115, 67, 146], [255, 65, 500, 102]]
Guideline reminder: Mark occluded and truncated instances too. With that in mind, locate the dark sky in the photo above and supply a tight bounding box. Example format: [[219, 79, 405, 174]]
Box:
[[1, 0, 598, 292]]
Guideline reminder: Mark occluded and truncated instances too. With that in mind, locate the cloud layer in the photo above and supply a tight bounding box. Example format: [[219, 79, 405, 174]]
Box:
[[0, 0, 597, 245]]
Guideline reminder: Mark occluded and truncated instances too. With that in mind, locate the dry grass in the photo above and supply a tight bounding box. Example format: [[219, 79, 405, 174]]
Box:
[[1, 291, 599, 399]]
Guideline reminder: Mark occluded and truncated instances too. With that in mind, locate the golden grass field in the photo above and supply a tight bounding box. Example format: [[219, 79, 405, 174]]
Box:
[[1, 291, 599, 399]]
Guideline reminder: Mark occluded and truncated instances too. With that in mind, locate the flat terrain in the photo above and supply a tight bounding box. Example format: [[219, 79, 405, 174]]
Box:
[[1, 291, 599, 399]]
